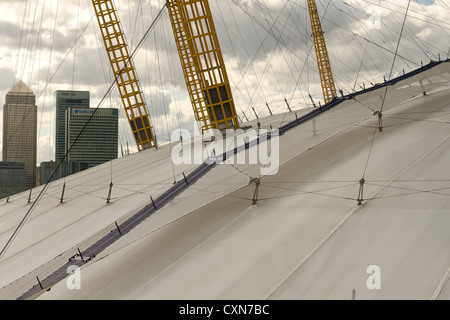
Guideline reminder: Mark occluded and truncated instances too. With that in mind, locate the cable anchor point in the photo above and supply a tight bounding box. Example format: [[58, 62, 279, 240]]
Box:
[[373, 110, 383, 132], [357, 178, 366, 206], [249, 177, 261, 205]]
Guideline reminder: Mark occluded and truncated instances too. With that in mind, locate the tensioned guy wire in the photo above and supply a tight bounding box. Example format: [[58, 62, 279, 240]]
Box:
[[362, 0, 412, 179]]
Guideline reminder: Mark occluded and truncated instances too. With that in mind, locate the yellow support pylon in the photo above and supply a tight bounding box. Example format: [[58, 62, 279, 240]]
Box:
[[167, 0, 240, 133], [307, 0, 337, 104], [92, 0, 157, 150]]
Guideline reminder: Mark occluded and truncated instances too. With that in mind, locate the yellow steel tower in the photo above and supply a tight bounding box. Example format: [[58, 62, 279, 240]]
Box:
[[167, 0, 240, 133], [307, 0, 337, 104], [92, 0, 157, 150]]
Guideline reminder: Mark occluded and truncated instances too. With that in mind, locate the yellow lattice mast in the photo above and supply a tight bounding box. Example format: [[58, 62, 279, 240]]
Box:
[[167, 0, 240, 133], [307, 0, 337, 104], [92, 0, 157, 150]]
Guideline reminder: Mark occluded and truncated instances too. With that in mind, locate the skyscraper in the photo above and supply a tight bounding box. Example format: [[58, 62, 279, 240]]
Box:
[[0, 162, 26, 199], [55, 91, 89, 163], [64, 107, 118, 175], [40, 160, 62, 185], [2, 80, 37, 189]]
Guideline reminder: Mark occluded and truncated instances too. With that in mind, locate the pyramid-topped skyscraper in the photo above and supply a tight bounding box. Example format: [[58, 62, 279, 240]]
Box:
[[2, 80, 37, 189]]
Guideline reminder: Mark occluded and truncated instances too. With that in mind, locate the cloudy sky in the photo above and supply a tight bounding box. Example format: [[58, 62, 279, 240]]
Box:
[[0, 0, 448, 164]]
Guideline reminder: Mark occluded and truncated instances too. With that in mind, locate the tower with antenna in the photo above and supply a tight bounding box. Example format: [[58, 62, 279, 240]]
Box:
[[92, 0, 157, 151], [167, 0, 240, 133], [307, 0, 337, 104]]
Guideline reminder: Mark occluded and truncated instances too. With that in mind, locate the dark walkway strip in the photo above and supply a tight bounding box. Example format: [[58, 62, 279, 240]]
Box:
[[17, 162, 216, 300]]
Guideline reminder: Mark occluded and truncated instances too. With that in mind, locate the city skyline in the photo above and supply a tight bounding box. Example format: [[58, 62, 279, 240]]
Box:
[[1, 84, 118, 191]]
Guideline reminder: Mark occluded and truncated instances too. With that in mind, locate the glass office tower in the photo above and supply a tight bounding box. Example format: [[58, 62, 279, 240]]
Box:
[[55, 91, 90, 163], [64, 107, 118, 175]]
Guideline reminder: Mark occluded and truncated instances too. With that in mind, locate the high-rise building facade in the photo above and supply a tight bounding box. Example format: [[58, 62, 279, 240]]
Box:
[[0, 162, 26, 199], [2, 81, 37, 189], [64, 107, 118, 175], [40, 160, 62, 185], [55, 91, 89, 163]]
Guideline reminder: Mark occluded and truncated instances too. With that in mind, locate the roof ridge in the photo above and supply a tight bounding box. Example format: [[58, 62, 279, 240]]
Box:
[[8, 80, 34, 94]]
